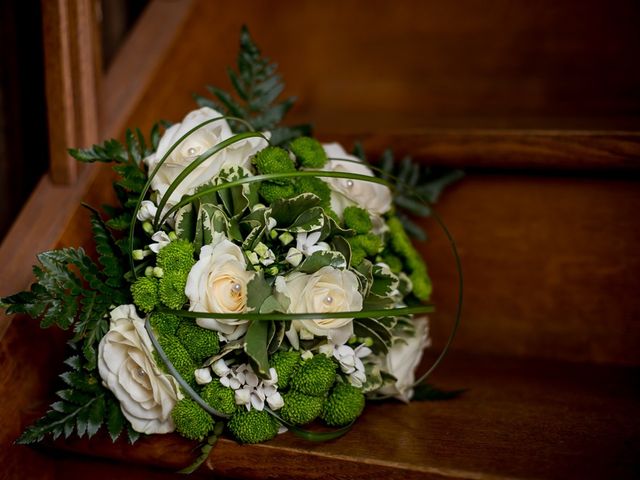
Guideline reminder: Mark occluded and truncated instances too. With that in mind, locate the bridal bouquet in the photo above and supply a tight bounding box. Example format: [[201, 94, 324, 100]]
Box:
[[2, 28, 461, 461]]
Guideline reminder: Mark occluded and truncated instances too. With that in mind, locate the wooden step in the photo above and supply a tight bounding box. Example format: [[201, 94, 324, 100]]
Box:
[[39, 352, 639, 479]]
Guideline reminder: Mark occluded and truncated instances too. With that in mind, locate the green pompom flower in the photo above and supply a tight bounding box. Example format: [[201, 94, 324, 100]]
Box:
[[295, 176, 332, 209], [290, 354, 337, 396], [343, 206, 372, 234], [259, 181, 297, 203], [289, 137, 327, 168], [156, 239, 195, 275], [157, 334, 196, 386], [321, 383, 365, 427], [280, 391, 325, 425], [270, 351, 302, 389], [149, 312, 181, 336], [201, 379, 236, 416], [387, 217, 432, 300], [253, 146, 296, 177], [159, 271, 188, 309], [130, 277, 158, 312], [172, 398, 214, 441], [227, 409, 278, 444], [176, 321, 220, 363]]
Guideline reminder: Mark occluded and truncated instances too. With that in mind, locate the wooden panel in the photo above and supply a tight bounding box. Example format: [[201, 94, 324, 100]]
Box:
[[326, 130, 640, 172], [45, 352, 640, 479], [122, 0, 640, 135], [419, 174, 640, 365], [100, 0, 196, 137], [41, 0, 100, 184]]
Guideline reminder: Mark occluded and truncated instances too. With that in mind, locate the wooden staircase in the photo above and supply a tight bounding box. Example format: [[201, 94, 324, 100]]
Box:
[[0, 1, 638, 478]]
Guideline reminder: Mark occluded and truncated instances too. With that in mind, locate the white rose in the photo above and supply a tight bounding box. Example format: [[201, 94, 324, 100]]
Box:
[[98, 305, 182, 434], [379, 316, 431, 402], [276, 266, 363, 347], [144, 107, 268, 208], [322, 142, 392, 217], [185, 235, 255, 340]]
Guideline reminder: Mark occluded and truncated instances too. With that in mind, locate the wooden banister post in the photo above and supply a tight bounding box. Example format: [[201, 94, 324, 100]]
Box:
[[41, 0, 100, 185]]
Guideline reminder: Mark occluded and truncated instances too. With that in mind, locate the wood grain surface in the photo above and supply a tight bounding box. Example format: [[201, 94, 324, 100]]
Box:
[[41, 0, 100, 185], [44, 352, 640, 479]]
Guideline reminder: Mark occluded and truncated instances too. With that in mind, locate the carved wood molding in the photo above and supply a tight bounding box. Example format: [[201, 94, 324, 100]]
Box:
[[41, 0, 101, 184]]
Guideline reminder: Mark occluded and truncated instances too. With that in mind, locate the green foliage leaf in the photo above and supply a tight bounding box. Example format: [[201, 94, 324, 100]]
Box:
[[297, 250, 347, 274], [287, 207, 325, 233], [270, 193, 321, 227], [68, 139, 126, 163], [244, 320, 270, 378], [245, 273, 272, 312], [194, 26, 309, 142], [86, 207, 126, 290], [16, 355, 130, 444]]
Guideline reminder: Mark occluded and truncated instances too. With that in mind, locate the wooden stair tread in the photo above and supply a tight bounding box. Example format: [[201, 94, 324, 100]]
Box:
[[48, 352, 639, 479]]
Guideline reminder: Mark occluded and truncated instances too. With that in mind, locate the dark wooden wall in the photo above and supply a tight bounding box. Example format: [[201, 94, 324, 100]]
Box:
[[127, 0, 640, 133]]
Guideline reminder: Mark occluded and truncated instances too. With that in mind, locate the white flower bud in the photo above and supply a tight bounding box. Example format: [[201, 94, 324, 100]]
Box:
[[212, 359, 230, 377], [279, 232, 294, 246], [132, 250, 146, 261], [142, 221, 154, 235], [264, 367, 278, 385], [267, 391, 284, 410], [195, 368, 213, 385], [349, 370, 367, 388], [318, 344, 334, 357], [285, 248, 303, 267], [254, 242, 268, 256], [246, 251, 260, 265], [136, 200, 158, 222], [301, 350, 314, 360], [235, 387, 251, 405]]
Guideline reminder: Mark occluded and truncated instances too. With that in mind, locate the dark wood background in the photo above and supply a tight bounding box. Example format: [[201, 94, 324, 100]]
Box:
[[0, 0, 638, 479]]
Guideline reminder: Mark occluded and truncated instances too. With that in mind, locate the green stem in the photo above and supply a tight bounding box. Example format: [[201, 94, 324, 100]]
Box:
[[157, 305, 433, 322]]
